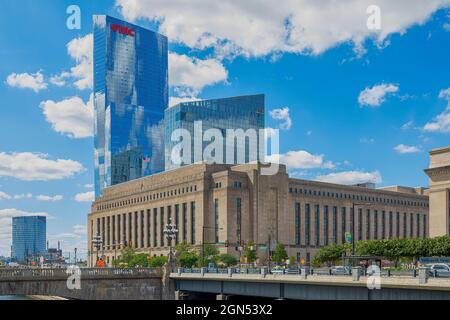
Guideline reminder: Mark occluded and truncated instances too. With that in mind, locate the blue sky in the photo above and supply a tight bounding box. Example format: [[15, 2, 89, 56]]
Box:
[[0, 0, 449, 257]]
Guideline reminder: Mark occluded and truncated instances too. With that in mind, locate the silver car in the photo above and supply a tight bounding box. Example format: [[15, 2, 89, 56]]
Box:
[[429, 263, 450, 277], [331, 266, 351, 275]]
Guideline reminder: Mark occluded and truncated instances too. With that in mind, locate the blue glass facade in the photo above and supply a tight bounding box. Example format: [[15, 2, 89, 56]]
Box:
[[164, 95, 265, 171], [11, 216, 46, 263], [93, 15, 168, 197]]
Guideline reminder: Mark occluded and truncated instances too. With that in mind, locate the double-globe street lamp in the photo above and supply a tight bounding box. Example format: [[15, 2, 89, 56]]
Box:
[[164, 218, 179, 270], [92, 233, 102, 265]]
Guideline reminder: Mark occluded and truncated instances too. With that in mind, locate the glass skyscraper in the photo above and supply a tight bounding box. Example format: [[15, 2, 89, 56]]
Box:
[[164, 94, 265, 171], [93, 15, 168, 198], [11, 216, 46, 263]]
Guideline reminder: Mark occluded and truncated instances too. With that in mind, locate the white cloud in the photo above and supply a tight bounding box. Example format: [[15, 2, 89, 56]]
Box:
[[0, 209, 50, 256], [267, 150, 334, 169], [74, 191, 94, 202], [394, 144, 420, 154], [423, 112, 450, 133], [269, 107, 292, 130], [35, 195, 63, 201], [117, 0, 450, 58], [169, 52, 228, 95], [51, 34, 93, 90], [5, 71, 48, 92], [84, 184, 94, 189], [0, 152, 84, 181], [439, 87, 450, 101], [316, 170, 382, 185], [358, 83, 399, 107], [401, 121, 414, 130], [359, 137, 375, 144], [423, 88, 450, 133], [73, 224, 87, 236], [40, 94, 94, 138], [0, 191, 11, 200], [13, 193, 33, 200]]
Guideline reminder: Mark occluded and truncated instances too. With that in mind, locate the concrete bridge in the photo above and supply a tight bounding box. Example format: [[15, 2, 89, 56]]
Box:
[[171, 268, 450, 300], [0, 268, 173, 300]]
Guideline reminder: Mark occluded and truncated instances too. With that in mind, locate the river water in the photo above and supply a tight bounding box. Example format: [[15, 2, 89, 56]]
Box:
[[0, 295, 32, 300]]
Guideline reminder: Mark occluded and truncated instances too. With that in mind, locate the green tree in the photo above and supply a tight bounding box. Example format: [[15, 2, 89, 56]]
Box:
[[119, 246, 136, 265], [244, 241, 257, 263], [129, 253, 150, 267], [174, 242, 192, 255], [178, 251, 199, 268], [217, 254, 238, 267], [149, 256, 168, 267], [272, 243, 288, 264], [199, 244, 220, 267], [312, 244, 347, 267]]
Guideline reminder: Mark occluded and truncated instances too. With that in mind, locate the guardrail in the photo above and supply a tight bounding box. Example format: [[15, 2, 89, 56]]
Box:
[[0, 268, 161, 280], [175, 267, 449, 279]]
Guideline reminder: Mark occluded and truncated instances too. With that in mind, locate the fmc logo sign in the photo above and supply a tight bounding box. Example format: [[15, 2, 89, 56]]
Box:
[[111, 24, 135, 37]]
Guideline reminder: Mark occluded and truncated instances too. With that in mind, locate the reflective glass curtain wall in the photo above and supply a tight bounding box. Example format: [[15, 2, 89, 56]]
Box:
[[164, 95, 265, 171], [11, 216, 46, 263], [94, 15, 168, 198]]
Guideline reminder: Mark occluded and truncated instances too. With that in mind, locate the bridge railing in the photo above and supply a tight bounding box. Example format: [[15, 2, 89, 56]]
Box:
[[175, 267, 425, 279], [0, 267, 161, 280]]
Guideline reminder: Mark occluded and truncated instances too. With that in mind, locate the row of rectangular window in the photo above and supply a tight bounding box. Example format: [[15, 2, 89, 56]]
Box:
[[96, 185, 198, 211], [289, 187, 428, 208], [294, 203, 427, 247], [94, 202, 196, 250]]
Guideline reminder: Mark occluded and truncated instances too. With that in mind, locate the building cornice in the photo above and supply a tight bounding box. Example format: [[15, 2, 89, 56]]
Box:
[[424, 165, 450, 178]]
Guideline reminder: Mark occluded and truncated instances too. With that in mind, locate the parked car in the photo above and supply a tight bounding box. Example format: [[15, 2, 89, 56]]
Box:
[[428, 264, 450, 277], [331, 266, 351, 275]]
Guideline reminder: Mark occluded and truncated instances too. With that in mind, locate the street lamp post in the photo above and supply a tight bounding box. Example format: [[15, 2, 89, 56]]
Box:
[[164, 218, 179, 270], [92, 233, 102, 266], [201, 226, 223, 267]]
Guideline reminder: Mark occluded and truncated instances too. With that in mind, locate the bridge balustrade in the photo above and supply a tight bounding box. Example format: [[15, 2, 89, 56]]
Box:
[[0, 267, 161, 280]]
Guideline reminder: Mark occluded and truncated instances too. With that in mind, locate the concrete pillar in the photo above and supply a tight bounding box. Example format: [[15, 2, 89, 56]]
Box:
[[144, 210, 149, 248], [227, 268, 233, 277], [352, 267, 361, 281], [178, 268, 182, 276], [201, 267, 207, 276], [175, 290, 187, 300], [216, 294, 229, 300], [150, 209, 155, 248], [261, 266, 268, 278], [300, 268, 307, 279], [419, 267, 429, 284]]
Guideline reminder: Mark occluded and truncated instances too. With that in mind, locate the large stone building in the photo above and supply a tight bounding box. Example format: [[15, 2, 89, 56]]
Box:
[[88, 161, 430, 267], [425, 146, 450, 237]]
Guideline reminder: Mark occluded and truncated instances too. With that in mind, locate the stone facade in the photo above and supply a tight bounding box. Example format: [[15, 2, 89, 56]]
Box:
[[88, 162, 429, 266], [425, 146, 450, 237]]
